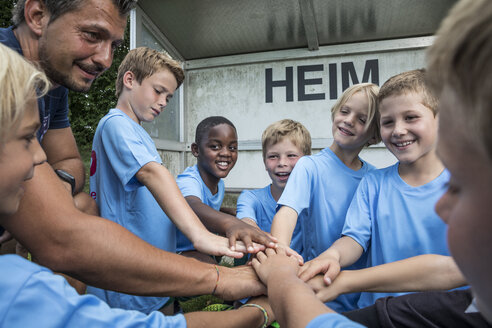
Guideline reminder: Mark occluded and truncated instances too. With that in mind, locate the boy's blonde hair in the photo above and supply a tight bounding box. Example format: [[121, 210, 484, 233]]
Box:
[[262, 119, 312, 160], [0, 44, 50, 145], [378, 69, 438, 116], [331, 83, 381, 145], [115, 47, 184, 98], [427, 0, 492, 161]]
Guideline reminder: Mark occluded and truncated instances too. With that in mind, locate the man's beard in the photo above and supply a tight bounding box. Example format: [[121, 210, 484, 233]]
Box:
[[38, 43, 102, 93]]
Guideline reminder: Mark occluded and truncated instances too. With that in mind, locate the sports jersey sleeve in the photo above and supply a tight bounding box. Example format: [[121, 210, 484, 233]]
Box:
[[0, 256, 187, 328], [100, 116, 161, 191], [47, 87, 70, 129], [277, 156, 314, 215], [341, 176, 373, 251], [306, 313, 364, 327], [236, 190, 259, 223], [177, 173, 204, 200]]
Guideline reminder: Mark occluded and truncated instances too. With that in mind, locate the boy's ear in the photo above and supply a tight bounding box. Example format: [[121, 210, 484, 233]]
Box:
[[24, 0, 49, 38], [122, 71, 135, 90], [191, 143, 200, 158]]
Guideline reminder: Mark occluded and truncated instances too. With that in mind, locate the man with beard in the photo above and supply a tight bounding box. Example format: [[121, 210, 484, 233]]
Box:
[[0, 0, 268, 303]]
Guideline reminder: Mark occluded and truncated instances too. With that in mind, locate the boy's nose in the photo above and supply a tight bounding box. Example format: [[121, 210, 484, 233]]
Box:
[[392, 121, 406, 137], [32, 139, 47, 167], [278, 155, 288, 166]]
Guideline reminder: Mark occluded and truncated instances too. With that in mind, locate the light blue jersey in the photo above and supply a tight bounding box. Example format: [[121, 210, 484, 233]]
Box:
[[342, 163, 450, 308], [87, 108, 174, 313], [0, 255, 187, 327], [307, 313, 364, 328], [176, 165, 225, 252], [236, 186, 303, 254], [278, 147, 375, 312]]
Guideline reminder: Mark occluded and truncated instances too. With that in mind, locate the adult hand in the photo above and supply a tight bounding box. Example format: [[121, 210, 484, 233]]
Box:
[[215, 265, 266, 300]]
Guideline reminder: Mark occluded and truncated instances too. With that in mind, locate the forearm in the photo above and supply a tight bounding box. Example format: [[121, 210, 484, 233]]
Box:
[[338, 255, 466, 294], [1, 163, 218, 296], [185, 307, 265, 328], [319, 236, 364, 268], [268, 272, 332, 328], [50, 157, 85, 193], [137, 162, 207, 240], [270, 206, 298, 246], [186, 197, 237, 235]]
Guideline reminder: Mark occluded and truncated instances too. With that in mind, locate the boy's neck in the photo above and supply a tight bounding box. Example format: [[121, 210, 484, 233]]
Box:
[[116, 97, 140, 125], [398, 150, 445, 187], [270, 184, 283, 202], [197, 165, 220, 195], [329, 143, 364, 171]]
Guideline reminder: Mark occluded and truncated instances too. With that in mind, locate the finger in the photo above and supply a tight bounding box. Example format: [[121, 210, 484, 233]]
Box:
[[255, 251, 267, 262], [265, 247, 276, 256], [228, 234, 237, 251], [224, 248, 246, 259], [241, 235, 255, 253], [251, 242, 265, 253], [298, 263, 321, 282], [324, 265, 340, 285], [251, 230, 277, 248]]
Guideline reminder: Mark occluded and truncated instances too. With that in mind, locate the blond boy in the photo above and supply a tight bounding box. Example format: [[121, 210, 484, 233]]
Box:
[[237, 119, 312, 254], [299, 70, 451, 309]]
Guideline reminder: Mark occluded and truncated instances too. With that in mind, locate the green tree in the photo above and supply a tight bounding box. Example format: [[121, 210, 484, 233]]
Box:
[[0, 0, 15, 28]]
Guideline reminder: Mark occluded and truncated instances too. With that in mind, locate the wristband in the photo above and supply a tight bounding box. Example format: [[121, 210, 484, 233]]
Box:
[[211, 265, 220, 296], [240, 303, 268, 328]]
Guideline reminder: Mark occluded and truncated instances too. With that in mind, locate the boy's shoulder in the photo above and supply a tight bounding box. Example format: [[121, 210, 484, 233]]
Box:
[[239, 186, 272, 202]]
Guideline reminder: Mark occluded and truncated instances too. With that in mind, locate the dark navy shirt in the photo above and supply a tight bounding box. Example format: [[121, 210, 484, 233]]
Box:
[[0, 26, 70, 142]]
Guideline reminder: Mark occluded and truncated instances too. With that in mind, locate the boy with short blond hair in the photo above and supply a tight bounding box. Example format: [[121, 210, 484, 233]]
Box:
[[300, 69, 451, 309], [237, 119, 311, 253], [87, 47, 252, 313], [271, 83, 381, 312]]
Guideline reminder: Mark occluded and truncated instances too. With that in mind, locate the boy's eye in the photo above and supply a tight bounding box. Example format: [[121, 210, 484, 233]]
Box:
[[381, 120, 393, 126], [24, 134, 36, 147], [287, 154, 299, 158], [359, 117, 367, 124], [268, 154, 279, 159], [229, 145, 238, 151], [405, 115, 418, 121], [340, 109, 349, 114]]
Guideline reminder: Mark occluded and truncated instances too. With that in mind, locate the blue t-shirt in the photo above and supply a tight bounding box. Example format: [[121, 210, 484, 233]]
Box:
[[342, 163, 450, 308], [277, 147, 375, 312], [176, 165, 225, 252], [307, 313, 364, 327], [0, 26, 70, 142], [0, 255, 187, 327], [87, 108, 174, 313], [236, 185, 303, 254]]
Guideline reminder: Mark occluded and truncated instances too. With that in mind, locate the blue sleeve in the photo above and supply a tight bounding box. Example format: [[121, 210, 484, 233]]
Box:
[[307, 313, 364, 327], [341, 177, 372, 251], [0, 256, 187, 328], [177, 174, 204, 200], [48, 87, 70, 129], [277, 156, 313, 215], [236, 190, 258, 223], [100, 117, 161, 191]]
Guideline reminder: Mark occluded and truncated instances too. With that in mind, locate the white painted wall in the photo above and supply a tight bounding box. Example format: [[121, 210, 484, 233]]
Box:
[[181, 38, 429, 189]]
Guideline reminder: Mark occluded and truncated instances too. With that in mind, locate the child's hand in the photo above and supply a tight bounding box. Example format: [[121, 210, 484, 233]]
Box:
[[297, 257, 341, 286], [224, 219, 277, 253], [310, 272, 348, 303], [275, 242, 304, 265], [251, 247, 300, 285]]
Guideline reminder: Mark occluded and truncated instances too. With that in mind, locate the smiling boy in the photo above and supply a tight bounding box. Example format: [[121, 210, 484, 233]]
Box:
[[299, 70, 451, 309], [176, 116, 276, 261], [236, 119, 311, 254]]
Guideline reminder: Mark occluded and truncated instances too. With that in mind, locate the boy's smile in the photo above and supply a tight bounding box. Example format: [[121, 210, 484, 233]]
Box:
[[194, 123, 238, 191], [331, 91, 373, 151], [264, 138, 303, 199], [379, 92, 438, 166]]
